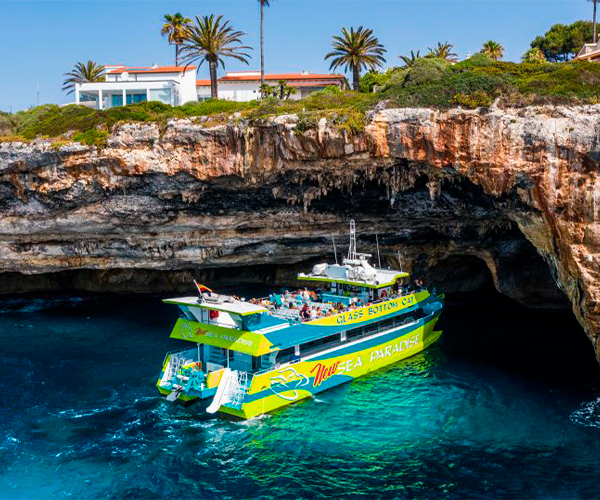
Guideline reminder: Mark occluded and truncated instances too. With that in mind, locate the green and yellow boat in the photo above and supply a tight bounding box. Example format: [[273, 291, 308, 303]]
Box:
[[157, 222, 444, 419]]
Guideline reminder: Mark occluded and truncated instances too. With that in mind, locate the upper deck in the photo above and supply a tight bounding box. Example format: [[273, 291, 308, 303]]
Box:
[[298, 254, 408, 289], [165, 287, 432, 356]]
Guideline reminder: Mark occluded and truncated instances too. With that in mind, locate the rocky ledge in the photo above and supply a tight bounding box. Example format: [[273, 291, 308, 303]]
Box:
[[1, 104, 600, 360]]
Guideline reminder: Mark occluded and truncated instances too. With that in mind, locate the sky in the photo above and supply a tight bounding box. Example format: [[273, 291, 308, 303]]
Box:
[[0, 0, 593, 111]]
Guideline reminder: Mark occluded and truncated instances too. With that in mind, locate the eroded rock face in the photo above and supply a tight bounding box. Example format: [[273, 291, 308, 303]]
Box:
[[0, 105, 599, 358]]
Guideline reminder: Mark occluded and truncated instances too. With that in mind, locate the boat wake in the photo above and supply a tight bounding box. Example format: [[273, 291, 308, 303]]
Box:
[[570, 396, 600, 428]]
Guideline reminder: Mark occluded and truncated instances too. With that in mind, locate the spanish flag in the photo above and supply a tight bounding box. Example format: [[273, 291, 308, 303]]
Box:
[[193, 280, 212, 295]]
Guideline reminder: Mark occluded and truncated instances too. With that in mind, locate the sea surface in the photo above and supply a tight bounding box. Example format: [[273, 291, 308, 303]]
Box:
[[1, 290, 600, 499]]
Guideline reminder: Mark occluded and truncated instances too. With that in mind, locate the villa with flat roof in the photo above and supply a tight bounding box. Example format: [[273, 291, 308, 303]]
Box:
[[75, 65, 198, 109], [75, 66, 347, 108], [196, 71, 347, 102]]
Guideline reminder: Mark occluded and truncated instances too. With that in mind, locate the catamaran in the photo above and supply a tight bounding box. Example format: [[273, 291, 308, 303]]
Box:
[[157, 221, 444, 419]]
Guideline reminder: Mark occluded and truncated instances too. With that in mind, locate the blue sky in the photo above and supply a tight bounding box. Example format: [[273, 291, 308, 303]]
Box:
[[0, 0, 592, 111]]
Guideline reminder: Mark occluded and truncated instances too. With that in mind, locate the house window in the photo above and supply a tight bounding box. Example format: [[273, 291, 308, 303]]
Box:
[[127, 93, 147, 104], [111, 95, 123, 107]]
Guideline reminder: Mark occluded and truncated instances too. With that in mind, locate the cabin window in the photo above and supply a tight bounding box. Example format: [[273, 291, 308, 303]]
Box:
[[276, 346, 296, 364], [347, 326, 365, 340], [300, 333, 340, 355]]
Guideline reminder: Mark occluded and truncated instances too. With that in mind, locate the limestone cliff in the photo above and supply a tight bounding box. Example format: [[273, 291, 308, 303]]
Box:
[[1, 105, 599, 359]]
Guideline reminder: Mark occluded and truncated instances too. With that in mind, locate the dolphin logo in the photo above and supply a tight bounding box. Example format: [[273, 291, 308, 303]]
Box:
[[181, 322, 193, 339], [269, 367, 310, 401]]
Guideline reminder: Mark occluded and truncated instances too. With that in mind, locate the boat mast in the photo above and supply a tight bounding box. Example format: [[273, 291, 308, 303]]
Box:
[[332, 233, 338, 264], [348, 220, 357, 261], [376, 233, 382, 269]]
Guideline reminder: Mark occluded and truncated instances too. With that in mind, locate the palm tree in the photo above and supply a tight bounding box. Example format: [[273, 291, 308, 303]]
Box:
[[325, 26, 387, 91], [522, 47, 546, 63], [258, 0, 274, 87], [180, 15, 252, 99], [399, 50, 421, 67], [589, 0, 598, 43], [161, 13, 192, 66], [481, 40, 504, 61], [62, 60, 105, 95], [427, 42, 458, 62]]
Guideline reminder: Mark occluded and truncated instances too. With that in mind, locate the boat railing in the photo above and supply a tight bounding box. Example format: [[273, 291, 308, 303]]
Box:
[[178, 313, 243, 331]]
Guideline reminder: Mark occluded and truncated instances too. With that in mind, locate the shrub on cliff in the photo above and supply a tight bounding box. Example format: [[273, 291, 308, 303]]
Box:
[[402, 57, 452, 87], [383, 65, 510, 108], [7, 100, 256, 142], [0, 111, 18, 136], [453, 53, 494, 69], [176, 99, 256, 117]]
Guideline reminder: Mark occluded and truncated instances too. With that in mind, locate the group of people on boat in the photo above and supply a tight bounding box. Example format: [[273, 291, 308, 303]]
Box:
[[241, 280, 425, 323]]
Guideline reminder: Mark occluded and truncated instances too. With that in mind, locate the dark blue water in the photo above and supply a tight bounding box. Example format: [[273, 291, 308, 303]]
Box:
[[1, 292, 600, 499]]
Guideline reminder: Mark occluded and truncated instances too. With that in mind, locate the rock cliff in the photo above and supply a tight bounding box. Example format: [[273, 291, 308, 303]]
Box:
[[1, 105, 599, 359]]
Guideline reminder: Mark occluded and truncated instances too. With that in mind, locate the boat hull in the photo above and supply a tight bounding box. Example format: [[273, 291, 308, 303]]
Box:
[[220, 310, 442, 419]]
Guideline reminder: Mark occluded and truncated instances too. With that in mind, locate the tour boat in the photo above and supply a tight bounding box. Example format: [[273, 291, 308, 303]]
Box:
[[156, 221, 444, 419]]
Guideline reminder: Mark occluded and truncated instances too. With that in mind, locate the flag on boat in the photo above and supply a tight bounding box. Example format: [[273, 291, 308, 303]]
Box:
[[194, 280, 212, 295]]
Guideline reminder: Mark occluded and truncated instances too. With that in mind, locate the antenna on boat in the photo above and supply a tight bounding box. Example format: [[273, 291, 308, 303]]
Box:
[[348, 220, 357, 261], [332, 233, 338, 264], [397, 250, 403, 273], [376, 234, 382, 269]]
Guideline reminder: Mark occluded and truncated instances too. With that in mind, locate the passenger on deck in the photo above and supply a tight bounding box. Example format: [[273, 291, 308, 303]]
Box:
[[301, 304, 311, 321], [310, 306, 317, 320], [302, 288, 310, 303], [272, 293, 283, 309]]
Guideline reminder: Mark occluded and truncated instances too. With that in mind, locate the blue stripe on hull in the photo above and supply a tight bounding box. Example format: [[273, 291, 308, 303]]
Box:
[[241, 310, 441, 405]]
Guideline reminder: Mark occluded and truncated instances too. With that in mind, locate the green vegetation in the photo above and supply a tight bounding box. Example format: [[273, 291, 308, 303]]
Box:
[[378, 56, 600, 109], [530, 21, 593, 61], [481, 40, 505, 61], [180, 15, 252, 99], [426, 42, 458, 62], [522, 48, 547, 64], [259, 80, 297, 100], [0, 111, 18, 136], [0, 88, 374, 144], [62, 61, 105, 95], [161, 12, 192, 66], [3, 100, 255, 145], [399, 50, 421, 68], [325, 26, 387, 91]]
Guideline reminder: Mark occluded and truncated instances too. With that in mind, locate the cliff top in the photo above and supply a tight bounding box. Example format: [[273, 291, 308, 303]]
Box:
[[3, 55, 600, 146]]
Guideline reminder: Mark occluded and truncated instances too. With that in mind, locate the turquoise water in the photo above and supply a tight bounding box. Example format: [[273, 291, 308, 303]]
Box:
[[1, 292, 600, 499]]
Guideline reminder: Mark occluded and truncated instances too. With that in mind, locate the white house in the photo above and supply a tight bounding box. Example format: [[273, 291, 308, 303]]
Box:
[[574, 40, 600, 61], [75, 66, 346, 108], [196, 71, 347, 102], [75, 65, 198, 109]]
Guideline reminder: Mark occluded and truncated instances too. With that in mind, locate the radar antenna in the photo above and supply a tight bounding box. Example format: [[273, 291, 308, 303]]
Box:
[[348, 220, 357, 261]]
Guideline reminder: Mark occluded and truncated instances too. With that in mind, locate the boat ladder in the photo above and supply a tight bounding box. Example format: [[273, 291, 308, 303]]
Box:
[[224, 371, 250, 410], [167, 356, 186, 387]]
